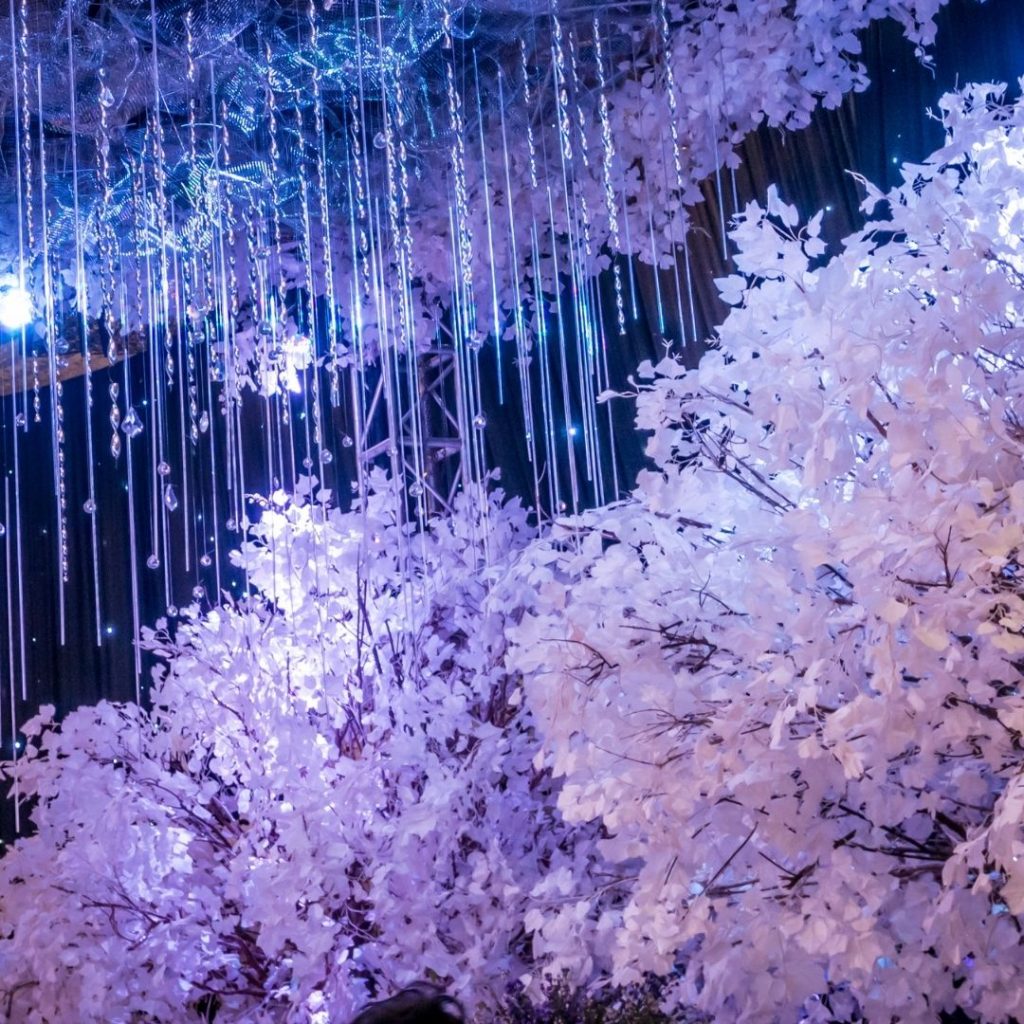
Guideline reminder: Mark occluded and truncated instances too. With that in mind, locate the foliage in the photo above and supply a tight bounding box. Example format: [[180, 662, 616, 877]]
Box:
[[6, 80, 1024, 1024], [507, 82, 1024, 1022], [0, 480, 601, 1023]]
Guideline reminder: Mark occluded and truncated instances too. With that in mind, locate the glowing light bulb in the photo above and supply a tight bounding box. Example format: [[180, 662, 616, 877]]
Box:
[[0, 283, 33, 331]]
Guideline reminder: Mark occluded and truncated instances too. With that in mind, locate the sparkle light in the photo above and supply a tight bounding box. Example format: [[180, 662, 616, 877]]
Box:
[[0, 281, 33, 331]]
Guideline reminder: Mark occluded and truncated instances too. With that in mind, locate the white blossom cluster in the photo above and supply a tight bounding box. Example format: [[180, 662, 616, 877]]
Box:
[[511, 80, 1024, 1022], [0, 478, 597, 1022]]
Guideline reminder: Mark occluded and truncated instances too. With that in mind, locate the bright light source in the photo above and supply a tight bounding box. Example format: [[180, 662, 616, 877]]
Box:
[[0, 283, 33, 331]]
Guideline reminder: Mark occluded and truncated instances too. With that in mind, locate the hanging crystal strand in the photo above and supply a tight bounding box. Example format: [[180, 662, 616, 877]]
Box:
[[242, 207, 264, 355], [197, 77, 224, 589], [473, 54, 504, 408], [2, 482, 10, 755], [265, 44, 289, 402], [342, 44, 375, 687], [67, 11, 103, 644], [395, 88, 429, 519], [166, 219, 191, 585], [292, 66, 329, 698], [167, 209, 193, 579], [442, 8, 487, 517], [242, 202, 275, 518], [17, 0, 35, 437], [261, 47, 293, 606], [96, 67, 122, 458], [549, 12, 573, 165], [652, 10, 692, 351], [619, 19, 666, 341], [308, 0, 341, 408], [379, 32, 424, 645], [243, 205, 277, 525], [42, 238, 69, 595], [531, 69, 571, 521], [219, 101, 243, 404], [368, 188, 415, 581], [254, 227, 279, 503], [217, 97, 248, 542], [54, 364, 69, 581], [145, 1, 179, 601], [516, 50, 542, 371], [30, 355, 40, 422], [530, 223, 559, 517], [372, 2, 422, 515], [293, 90, 322, 490], [535, 16, 584, 497], [350, 0, 382, 545], [593, 18, 626, 338], [266, 48, 302, 669], [147, 0, 174, 391], [547, 2, 588, 459], [568, 24, 609, 504], [185, 59, 223, 595], [519, 40, 556, 520], [349, 95, 372, 307], [442, 12, 476, 327], [567, 29, 590, 172], [222, 201, 262, 600], [388, 30, 427, 517], [379, 36, 425, 645], [565, 25, 605, 503], [129, 148, 162, 579], [26, 35, 41, 437], [351, 0, 374, 323], [18, 0, 32, 258], [182, 11, 202, 449], [656, 0, 698, 348], [36, 70, 67, 631], [365, 191, 403, 490], [545, 187, 582, 520], [343, 159, 369, 502], [143, 152, 165, 570], [445, 202, 476, 520], [7, 379, 27, 703], [450, 52, 499, 559], [127, 155, 147, 377], [264, 90, 305, 620], [548, 11, 598, 510], [296, 126, 341, 691], [114, 253, 143, 697], [591, 17, 624, 500], [496, 68, 541, 514], [519, 40, 539, 192], [391, 59, 415, 334], [143, 136, 171, 600], [198, 62, 218, 393], [5, 0, 26, 420]]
